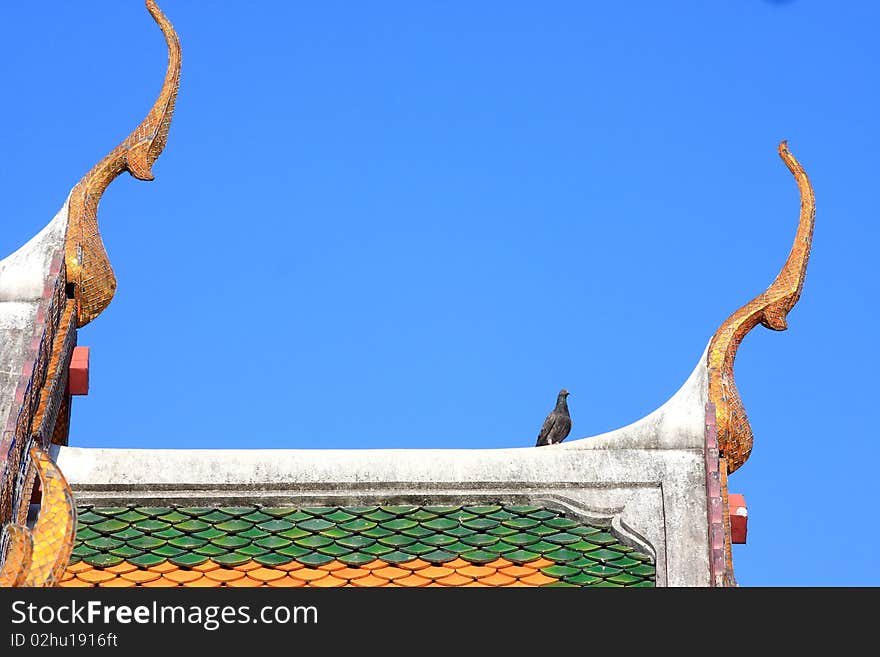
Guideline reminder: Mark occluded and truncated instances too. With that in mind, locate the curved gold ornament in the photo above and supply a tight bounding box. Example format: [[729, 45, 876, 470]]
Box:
[[708, 141, 815, 473], [65, 0, 181, 327], [22, 446, 78, 587], [0, 524, 34, 587]]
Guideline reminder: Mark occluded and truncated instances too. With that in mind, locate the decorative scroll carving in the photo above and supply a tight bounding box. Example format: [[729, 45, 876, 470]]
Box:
[[0, 524, 34, 587], [65, 0, 181, 327], [22, 446, 77, 586], [708, 141, 815, 473]]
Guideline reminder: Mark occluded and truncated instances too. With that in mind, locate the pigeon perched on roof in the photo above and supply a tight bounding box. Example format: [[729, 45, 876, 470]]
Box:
[[535, 389, 571, 446]]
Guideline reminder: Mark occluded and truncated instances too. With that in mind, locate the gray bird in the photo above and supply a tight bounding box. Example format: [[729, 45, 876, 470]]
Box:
[[535, 389, 571, 446]]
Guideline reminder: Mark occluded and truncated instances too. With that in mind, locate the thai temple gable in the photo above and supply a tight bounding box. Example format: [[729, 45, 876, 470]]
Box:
[[0, 1, 814, 589]]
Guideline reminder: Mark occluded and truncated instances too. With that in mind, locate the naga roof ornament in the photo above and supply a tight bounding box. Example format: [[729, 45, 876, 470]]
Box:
[[64, 0, 181, 327], [707, 141, 816, 473]]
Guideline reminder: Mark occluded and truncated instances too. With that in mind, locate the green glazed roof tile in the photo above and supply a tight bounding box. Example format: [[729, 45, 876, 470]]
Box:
[[261, 508, 299, 518], [361, 527, 393, 539], [442, 525, 476, 538], [175, 507, 211, 517], [109, 527, 144, 541], [200, 510, 234, 523], [592, 580, 624, 587], [422, 518, 459, 532], [380, 505, 418, 515], [175, 519, 211, 533], [342, 506, 378, 515], [220, 507, 256, 517], [193, 543, 229, 557], [582, 564, 624, 578], [446, 510, 478, 522], [401, 525, 433, 539], [362, 543, 394, 557], [541, 564, 580, 578], [193, 527, 225, 540], [502, 517, 540, 530], [170, 553, 209, 568], [153, 545, 185, 558], [461, 534, 499, 548], [459, 549, 497, 564], [75, 527, 101, 542], [297, 518, 334, 532], [629, 564, 656, 577], [157, 511, 190, 523], [421, 549, 456, 564], [84, 536, 123, 551], [463, 505, 502, 515], [503, 505, 541, 514], [92, 507, 128, 516], [241, 511, 273, 523], [277, 527, 311, 541], [324, 510, 356, 523], [382, 518, 418, 531], [76, 511, 106, 525], [609, 556, 640, 569], [382, 550, 417, 564], [564, 572, 603, 586], [630, 551, 653, 563], [527, 509, 558, 521], [484, 541, 518, 555], [212, 553, 251, 567], [128, 536, 166, 550], [363, 510, 395, 522], [255, 536, 293, 550], [407, 510, 438, 522], [254, 553, 293, 567], [84, 553, 124, 568], [338, 552, 375, 567], [215, 519, 253, 533], [337, 535, 375, 550], [301, 506, 335, 517], [546, 532, 581, 545], [608, 573, 643, 585], [257, 519, 294, 532], [340, 519, 377, 532], [590, 548, 626, 562], [109, 546, 144, 559], [444, 541, 475, 554], [630, 580, 655, 587], [116, 510, 149, 523], [128, 553, 166, 568], [132, 519, 171, 533], [404, 542, 436, 556], [461, 517, 499, 531], [487, 526, 517, 537], [529, 541, 562, 554], [91, 519, 129, 533], [423, 505, 460, 515], [485, 510, 515, 521], [568, 540, 600, 553], [294, 535, 333, 549], [545, 517, 579, 530], [71, 545, 99, 558], [422, 534, 457, 547], [316, 543, 352, 558], [505, 533, 540, 547], [152, 528, 185, 540], [504, 549, 540, 564], [236, 544, 270, 557], [544, 548, 583, 563], [238, 527, 269, 540], [194, 544, 227, 557], [588, 532, 619, 546], [378, 534, 416, 548], [319, 528, 351, 540], [284, 511, 315, 522], [277, 545, 312, 559], [297, 552, 335, 567], [211, 535, 250, 549]]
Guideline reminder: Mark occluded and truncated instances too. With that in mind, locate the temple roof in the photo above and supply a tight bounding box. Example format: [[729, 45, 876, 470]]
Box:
[[62, 504, 655, 587]]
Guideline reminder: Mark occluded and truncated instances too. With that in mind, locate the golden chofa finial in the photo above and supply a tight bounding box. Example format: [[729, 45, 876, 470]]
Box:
[[64, 0, 181, 327], [708, 141, 816, 473]]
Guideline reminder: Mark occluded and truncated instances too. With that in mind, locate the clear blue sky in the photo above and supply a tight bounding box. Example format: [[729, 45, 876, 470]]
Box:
[[1, 1, 876, 586]]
